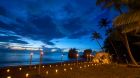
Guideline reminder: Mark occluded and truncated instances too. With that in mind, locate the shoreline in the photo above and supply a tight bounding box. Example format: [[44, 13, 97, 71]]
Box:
[[0, 59, 86, 69], [1, 62, 140, 78]]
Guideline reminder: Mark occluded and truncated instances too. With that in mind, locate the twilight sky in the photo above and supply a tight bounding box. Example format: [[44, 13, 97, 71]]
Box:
[[0, 0, 119, 51]]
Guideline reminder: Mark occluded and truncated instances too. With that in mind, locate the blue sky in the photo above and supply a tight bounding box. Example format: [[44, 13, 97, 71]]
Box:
[[0, 0, 119, 51]]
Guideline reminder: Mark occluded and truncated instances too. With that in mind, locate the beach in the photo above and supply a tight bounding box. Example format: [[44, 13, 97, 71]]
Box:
[[1, 62, 140, 78]]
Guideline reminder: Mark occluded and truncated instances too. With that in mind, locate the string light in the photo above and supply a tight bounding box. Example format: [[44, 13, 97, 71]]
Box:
[[19, 68, 22, 71], [84, 65, 86, 68], [7, 69, 10, 73], [42, 66, 45, 68], [34, 66, 36, 69], [70, 67, 72, 70], [49, 65, 51, 68], [64, 68, 66, 71], [55, 69, 58, 73], [46, 71, 48, 75], [26, 73, 29, 78]]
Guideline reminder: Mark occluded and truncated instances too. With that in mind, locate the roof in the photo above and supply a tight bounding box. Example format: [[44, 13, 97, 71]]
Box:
[[113, 11, 140, 33]]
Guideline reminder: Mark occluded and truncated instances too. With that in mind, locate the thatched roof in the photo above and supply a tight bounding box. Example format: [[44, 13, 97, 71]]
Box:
[[113, 11, 140, 33]]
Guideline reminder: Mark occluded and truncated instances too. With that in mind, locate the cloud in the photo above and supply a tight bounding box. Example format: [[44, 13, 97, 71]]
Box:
[[68, 30, 91, 39], [63, 17, 83, 33], [0, 36, 28, 44], [0, 6, 7, 16], [46, 42, 55, 46], [0, 0, 117, 49]]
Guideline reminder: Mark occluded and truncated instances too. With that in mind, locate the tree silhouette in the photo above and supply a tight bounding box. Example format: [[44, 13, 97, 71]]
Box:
[[68, 48, 78, 58], [92, 31, 104, 51]]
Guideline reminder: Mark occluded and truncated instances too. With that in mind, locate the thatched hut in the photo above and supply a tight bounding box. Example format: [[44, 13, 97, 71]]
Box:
[[92, 52, 111, 64], [113, 11, 140, 65], [113, 11, 140, 34]]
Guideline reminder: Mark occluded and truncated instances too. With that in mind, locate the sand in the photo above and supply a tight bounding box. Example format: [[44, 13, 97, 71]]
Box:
[[0, 62, 140, 78]]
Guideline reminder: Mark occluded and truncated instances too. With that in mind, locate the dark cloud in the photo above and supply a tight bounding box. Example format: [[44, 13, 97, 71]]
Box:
[[0, 6, 7, 16], [0, 0, 116, 49], [46, 42, 55, 46], [63, 17, 83, 33], [0, 36, 28, 44], [68, 30, 91, 39], [0, 15, 65, 43]]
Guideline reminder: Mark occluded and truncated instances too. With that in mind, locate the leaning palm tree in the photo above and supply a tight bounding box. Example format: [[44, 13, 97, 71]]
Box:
[[96, 0, 140, 65], [113, 11, 140, 65], [99, 18, 119, 61], [92, 31, 104, 51]]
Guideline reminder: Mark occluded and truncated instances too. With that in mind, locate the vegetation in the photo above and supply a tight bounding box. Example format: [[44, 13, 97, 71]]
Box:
[[98, 18, 119, 62], [83, 49, 92, 58], [92, 31, 104, 51], [96, 0, 140, 65], [68, 48, 78, 58]]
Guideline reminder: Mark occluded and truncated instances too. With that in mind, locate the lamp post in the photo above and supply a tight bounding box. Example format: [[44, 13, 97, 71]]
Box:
[[39, 49, 43, 75], [30, 52, 34, 69], [76, 54, 79, 66], [61, 54, 63, 66], [90, 54, 92, 62], [87, 55, 89, 62]]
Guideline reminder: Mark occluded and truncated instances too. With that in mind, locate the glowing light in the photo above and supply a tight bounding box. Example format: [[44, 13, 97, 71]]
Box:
[[26, 73, 29, 78], [84, 65, 86, 68], [49, 65, 51, 67], [70, 67, 72, 70], [76, 54, 79, 57], [55, 69, 58, 73], [7, 76, 11, 78], [30, 52, 34, 56], [19, 68, 22, 71], [64, 68, 66, 71], [7, 69, 10, 73], [46, 71, 48, 75], [41, 51, 44, 55], [80, 66, 82, 69], [34, 66, 36, 69], [42, 66, 45, 68], [88, 65, 90, 67], [64, 64, 66, 66]]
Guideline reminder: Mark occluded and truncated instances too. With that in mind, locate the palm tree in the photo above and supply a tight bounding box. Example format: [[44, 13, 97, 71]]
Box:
[[99, 18, 119, 62], [113, 11, 140, 65], [92, 31, 104, 51], [96, 0, 140, 65], [83, 49, 92, 61], [68, 48, 78, 58]]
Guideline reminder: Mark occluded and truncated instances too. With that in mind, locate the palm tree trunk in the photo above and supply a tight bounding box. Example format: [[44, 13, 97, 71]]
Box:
[[95, 39, 104, 51], [123, 33, 138, 65], [109, 39, 119, 59]]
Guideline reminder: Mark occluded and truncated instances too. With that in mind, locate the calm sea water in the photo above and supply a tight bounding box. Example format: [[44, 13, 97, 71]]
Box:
[[0, 50, 84, 67]]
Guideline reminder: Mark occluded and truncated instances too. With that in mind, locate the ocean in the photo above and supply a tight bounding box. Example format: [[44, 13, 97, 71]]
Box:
[[0, 50, 84, 67]]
